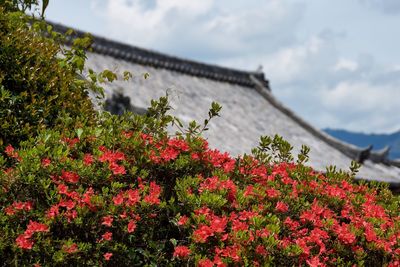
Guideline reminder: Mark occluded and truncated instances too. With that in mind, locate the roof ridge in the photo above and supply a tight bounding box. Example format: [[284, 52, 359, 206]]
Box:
[[250, 75, 394, 166], [48, 21, 269, 89]]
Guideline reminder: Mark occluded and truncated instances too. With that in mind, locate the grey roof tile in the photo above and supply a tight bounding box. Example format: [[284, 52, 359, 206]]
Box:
[[50, 21, 400, 186]]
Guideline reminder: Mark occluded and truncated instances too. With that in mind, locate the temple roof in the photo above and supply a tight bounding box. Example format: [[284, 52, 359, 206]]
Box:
[[50, 22, 400, 188]]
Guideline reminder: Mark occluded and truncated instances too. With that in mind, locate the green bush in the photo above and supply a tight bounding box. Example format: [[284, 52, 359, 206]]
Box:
[[1, 2, 399, 266], [0, 101, 399, 266], [0, 7, 97, 150]]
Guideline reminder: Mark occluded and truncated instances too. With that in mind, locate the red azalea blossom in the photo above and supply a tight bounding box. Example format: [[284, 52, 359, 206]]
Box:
[[83, 153, 94, 166], [46, 205, 59, 219], [102, 216, 114, 227], [178, 215, 189, 226], [210, 216, 227, 233], [102, 232, 112, 241], [61, 170, 79, 183], [26, 221, 49, 233], [109, 161, 126, 175], [306, 256, 325, 267], [255, 245, 267, 256], [275, 201, 289, 213], [198, 258, 214, 267], [5, 144, 15, 157], [126, 189, 140, 206], [143, 182, 161, 205], [41, 158, 51, 167], [16, 234, 34, 249], [127, 220, 137, 233], [63, 243, 79, 254], [113, 193, 124, 206], [193, 225, 214, 243], [104, 252, 113, 261], [173, 245, 191, 258]]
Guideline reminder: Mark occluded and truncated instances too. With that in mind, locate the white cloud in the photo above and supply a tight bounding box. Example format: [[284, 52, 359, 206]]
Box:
[[333, 58, 358, 72], [87, 0, 400, 133], [92, 0, 305, 60]]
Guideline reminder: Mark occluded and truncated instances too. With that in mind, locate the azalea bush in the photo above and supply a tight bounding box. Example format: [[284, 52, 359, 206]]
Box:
[[1, 1, 400, 266], [1, 99, 399, 266]]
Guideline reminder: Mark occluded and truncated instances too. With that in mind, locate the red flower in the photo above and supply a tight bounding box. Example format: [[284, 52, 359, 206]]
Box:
[[127, 220, 136, 233], [102, 216, 114, 227], [26, 221, 49, 233], [46, 205, 59, 219], [41, 158, 51, 167], [83, 154, 94, 166], [109, 162, 126, 175], [57, 184, 69, 195], [5, 144, 21, 160], [61, 170, 79, 183], [63, 243, 79, 254], [104, 252, 113, 261], [275, 201, 289, 213], [4, 206, 15, 215], [126, 189, 140, 206], [306, 256, 325, 267], [198, 259, 214, 267], [266, 188, 280, 198], [193, 225, 214, 243], [173, 245, 191, 258], [255, 245, 267, 256], [5, 144, 15, 156], [16, 234, 34, 249], [59, 199, 76, 210], [113, 193, 124, 206], [160, 147, 180, 161], [364, 225, 377, 242], [102, 232, 112, 241], [143, 182, 162, 205], [210, 216, 227, 233], [178, 215, 189, 226], [334, 223, 356, 245]]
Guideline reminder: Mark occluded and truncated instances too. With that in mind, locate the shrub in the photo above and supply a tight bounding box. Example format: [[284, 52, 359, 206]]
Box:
[[0, 6, 98, 150], [0, 100, 399, 266]]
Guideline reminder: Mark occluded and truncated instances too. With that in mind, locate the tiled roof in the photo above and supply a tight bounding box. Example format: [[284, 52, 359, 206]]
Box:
[[50, 22, 269, 89], [49, 21, 400, 188]]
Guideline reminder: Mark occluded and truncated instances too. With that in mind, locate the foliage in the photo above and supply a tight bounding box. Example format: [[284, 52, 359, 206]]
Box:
[[0, 6, 100, 151], [0, 98, 399, 266], [1, 1, 400, 266]]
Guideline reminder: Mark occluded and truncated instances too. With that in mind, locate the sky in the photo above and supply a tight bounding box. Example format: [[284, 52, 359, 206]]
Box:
[[45, 0, 400, 134]]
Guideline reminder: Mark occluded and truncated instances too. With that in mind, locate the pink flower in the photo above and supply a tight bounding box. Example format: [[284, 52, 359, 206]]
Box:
[[173, 245, 191, 258]]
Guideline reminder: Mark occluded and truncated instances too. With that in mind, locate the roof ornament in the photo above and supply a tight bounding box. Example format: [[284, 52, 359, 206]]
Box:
[[356, 145, 373, 164], [369, 146, 391, 164]]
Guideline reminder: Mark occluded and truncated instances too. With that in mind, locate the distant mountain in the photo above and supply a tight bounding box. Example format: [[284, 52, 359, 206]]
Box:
[[324, 128, 400, 160]]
